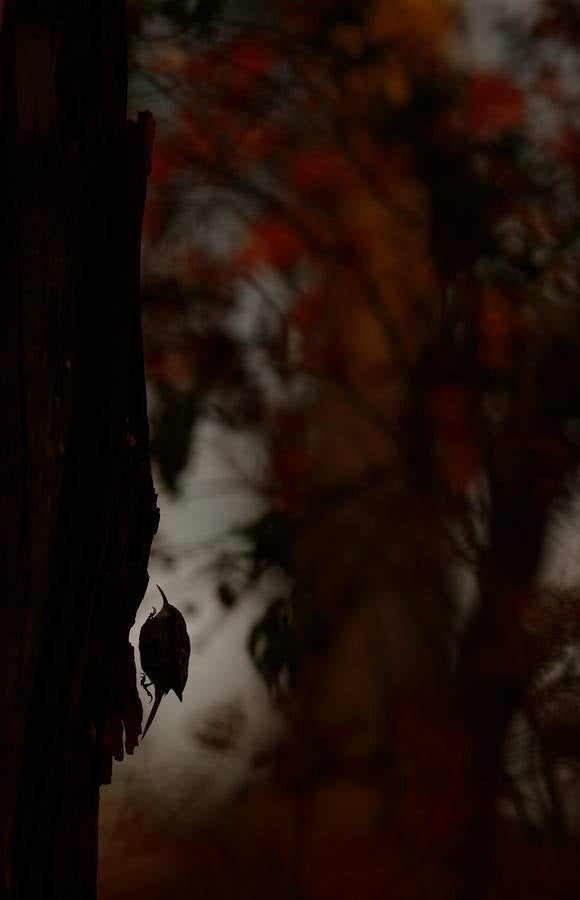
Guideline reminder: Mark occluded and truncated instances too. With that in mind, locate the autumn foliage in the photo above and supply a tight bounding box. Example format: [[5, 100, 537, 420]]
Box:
[[107, 0, 580, 897]]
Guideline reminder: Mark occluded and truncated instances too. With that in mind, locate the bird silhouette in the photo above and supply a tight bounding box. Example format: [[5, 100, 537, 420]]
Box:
[[139, 585, 191, 738]]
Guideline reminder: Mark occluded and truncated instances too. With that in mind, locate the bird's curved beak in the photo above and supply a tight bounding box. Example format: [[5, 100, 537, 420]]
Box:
[[156, 584, 169, 607]]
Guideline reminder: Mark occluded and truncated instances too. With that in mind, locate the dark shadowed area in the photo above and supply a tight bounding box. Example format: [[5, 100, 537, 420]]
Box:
[[7, 1, 580, 899]]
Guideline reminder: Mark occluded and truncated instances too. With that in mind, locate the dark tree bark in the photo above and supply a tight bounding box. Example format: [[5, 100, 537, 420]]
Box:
[[0, 3, 157, 898]]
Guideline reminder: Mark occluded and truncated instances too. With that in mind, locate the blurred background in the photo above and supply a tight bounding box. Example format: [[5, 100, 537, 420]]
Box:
[[99, 1, 580, 898]]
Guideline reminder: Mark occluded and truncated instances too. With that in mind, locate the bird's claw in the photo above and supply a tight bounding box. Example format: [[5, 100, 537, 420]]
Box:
[[140, 672, 154, 702]]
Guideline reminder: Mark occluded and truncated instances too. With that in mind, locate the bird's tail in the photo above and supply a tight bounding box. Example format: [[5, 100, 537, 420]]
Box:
[[141, 691, 163, 739]]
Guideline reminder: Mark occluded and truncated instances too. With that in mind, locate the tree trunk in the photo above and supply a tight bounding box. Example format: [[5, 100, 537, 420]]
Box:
[[0, 3, 157, 898], [455, 454, 550, 900]]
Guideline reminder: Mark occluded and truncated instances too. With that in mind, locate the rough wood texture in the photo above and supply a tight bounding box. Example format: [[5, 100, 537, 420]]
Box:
[[0, 4, 157, 898]]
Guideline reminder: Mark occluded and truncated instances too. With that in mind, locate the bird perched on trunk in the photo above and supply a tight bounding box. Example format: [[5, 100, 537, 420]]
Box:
[[139, 585, 191, 738]]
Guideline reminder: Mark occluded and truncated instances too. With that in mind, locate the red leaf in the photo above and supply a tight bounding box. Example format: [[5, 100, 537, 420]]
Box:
[[149, 143, 176, 184], [239, 214, 306, 271], [225, 35, 279, 79], [465, 75, 526, 141], [286, 149, 348, 195], [142, 194, 167, 242], [551, 126, 580, 170]]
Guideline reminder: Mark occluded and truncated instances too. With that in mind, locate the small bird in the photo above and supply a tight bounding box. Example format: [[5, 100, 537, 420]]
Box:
[[139, 585, 191, 738]]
